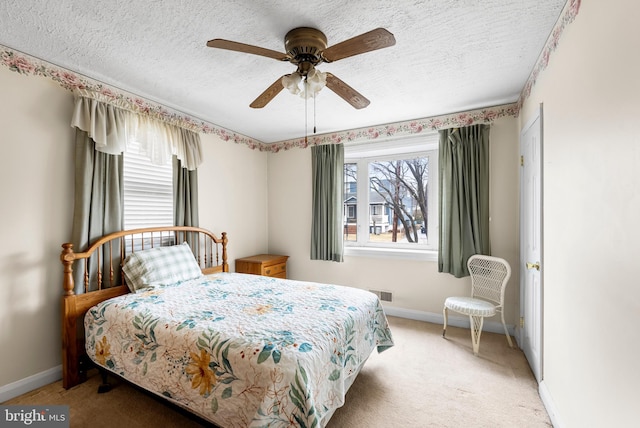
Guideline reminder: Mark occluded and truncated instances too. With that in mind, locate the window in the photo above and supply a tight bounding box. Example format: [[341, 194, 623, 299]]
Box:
[[343, 134, 438, 256], [123, 140, 173, 229]]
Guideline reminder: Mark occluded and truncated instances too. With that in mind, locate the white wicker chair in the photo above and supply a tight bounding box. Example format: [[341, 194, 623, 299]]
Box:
[[442, 254, 514, 355]]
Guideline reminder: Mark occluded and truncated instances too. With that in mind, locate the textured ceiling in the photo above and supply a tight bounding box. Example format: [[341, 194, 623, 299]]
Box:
[[0, 0, 566, 143]]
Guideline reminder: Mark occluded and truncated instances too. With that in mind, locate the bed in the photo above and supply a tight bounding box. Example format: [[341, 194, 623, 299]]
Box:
[[60, 226, 394, 427]]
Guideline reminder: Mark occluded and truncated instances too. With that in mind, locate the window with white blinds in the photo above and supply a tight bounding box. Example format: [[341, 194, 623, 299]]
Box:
[[123, 141, 173, 229]]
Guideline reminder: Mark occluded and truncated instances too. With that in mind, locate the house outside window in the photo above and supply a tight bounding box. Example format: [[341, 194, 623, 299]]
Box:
[[344, 163, 358, 242], [343, 134, 438, 255]]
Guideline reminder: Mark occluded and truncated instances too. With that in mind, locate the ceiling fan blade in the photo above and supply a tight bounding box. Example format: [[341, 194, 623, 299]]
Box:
[[206, 39, 290, 61], [325, 73, 370, 109], [250, 77, 285, 108], [322, 28, 396, 62]]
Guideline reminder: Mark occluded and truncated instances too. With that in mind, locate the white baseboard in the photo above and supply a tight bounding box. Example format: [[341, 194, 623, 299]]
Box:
[[539, 380, 563, 428], [0, 365, 62, 403], [382, 305, 516, 336]]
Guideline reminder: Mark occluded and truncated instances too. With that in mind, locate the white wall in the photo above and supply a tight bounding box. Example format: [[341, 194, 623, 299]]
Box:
[[198, 134, 269, 271], [0, 66, 74, 387], [266, 116, 521, 324], [0, 65, 270, 394], [519, 1, 640, 426]]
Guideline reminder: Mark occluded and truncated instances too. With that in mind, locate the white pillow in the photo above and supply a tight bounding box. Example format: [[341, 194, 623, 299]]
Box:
[[122, 242, 203, 293]]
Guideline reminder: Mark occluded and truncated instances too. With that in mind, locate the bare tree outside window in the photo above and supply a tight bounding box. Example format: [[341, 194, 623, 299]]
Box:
[[369, 157, 429, 243], [343, 152, 433, 247]]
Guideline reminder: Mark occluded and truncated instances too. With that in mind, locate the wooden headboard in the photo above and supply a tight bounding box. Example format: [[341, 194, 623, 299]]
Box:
[[59, 226, 228, 388]]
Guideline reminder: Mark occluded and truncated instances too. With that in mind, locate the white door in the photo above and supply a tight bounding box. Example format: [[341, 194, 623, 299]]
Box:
[[519, 106, 543, 382]]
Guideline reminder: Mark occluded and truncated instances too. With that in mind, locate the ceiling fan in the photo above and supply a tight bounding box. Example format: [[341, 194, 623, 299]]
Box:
[[206, 27, 396, 109]]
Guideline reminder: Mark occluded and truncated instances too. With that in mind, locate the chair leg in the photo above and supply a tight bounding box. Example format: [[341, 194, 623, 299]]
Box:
[[469, 315, 484, 356], [442, 307, 448, 338], [501, 311, 514, 348]]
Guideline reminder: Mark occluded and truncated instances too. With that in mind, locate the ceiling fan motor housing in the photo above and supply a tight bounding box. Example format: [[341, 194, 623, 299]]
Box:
[[284, 27, 327, 65]]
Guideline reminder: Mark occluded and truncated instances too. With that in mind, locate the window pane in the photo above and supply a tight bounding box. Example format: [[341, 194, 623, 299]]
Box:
[[368, 157, 429, 245], [123, 141, 173, 229], [344, 134, 438, 251], [343, 163, 357, 242]]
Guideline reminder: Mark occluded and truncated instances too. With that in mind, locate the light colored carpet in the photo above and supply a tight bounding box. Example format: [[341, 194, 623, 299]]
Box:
[[4, 316, 551, 427]]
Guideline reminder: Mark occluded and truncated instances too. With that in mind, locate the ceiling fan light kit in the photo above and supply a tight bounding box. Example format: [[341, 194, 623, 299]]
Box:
[[206, 27, 396, 109], [283, 67, 327, 99], [282, 72, 302, 95]]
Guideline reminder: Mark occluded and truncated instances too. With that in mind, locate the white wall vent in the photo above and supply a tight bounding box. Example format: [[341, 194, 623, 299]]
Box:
[[370, 290, 393, 302]]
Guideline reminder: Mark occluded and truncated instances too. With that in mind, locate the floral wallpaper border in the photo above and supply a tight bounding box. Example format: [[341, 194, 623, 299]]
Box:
[[0, 46, 266, 150], [518, 0, 581, 109], [1, 0, 580, 153], [266, 103, 519, 152]]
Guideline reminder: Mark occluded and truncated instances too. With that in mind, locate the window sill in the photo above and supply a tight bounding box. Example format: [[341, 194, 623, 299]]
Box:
[[344, 246, 438, 262]]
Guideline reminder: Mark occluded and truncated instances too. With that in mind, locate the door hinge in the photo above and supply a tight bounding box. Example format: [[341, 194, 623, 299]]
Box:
[[520, 155, 524, 166], [520, 317, 525, 328]]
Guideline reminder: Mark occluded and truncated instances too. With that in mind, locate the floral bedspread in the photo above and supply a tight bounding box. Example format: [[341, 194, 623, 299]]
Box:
[[84, 272, 394, 427]]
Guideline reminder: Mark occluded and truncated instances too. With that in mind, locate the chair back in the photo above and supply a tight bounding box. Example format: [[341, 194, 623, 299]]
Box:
[[467, 255, 511, 306]]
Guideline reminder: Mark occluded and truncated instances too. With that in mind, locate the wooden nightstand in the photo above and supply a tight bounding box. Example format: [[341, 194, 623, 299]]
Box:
[[235, 254, 289, 279]]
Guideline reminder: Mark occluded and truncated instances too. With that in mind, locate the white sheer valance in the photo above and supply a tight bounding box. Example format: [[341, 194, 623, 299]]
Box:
[[70, 91, 203, 170]]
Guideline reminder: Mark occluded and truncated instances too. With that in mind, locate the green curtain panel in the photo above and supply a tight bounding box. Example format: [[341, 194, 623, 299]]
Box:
[[438, 124, 491, 278], [173, 153, 200, 258], [70, 129, 124, 293], [311, 143, 345, 262], [172, 128, 200, 230]]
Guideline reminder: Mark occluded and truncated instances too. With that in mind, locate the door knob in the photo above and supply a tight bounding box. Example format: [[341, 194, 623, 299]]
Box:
[[526, 261, 540, 271]]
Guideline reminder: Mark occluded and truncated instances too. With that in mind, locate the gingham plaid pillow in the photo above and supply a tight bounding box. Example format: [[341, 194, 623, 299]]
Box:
[[122, 242, 203, 292]]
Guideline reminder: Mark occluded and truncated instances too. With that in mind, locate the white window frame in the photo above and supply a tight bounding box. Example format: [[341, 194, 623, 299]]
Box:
[[344, 133, 439, 261]]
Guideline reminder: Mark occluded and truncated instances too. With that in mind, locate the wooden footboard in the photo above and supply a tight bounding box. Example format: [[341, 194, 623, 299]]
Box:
[[60, 226, 228, 389]]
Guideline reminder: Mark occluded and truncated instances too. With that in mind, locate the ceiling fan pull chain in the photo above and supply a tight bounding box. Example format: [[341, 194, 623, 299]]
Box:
[[313, 94, 317, 134], [305, 82, 308, 144]]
